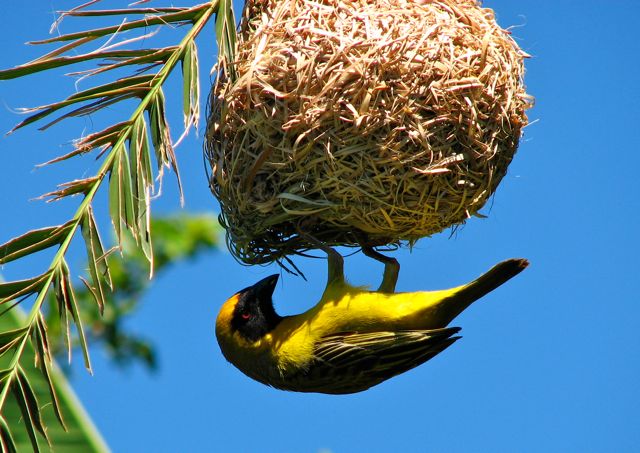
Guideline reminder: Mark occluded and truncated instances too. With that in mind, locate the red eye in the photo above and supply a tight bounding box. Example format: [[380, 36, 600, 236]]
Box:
[[241, 312, 251, 320]]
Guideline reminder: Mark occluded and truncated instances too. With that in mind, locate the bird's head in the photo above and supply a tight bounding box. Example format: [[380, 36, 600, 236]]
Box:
[[216, 274, 282, 347]]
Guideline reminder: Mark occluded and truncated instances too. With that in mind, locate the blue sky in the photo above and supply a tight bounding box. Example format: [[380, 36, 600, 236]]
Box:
[[1, 1, 639, 452]]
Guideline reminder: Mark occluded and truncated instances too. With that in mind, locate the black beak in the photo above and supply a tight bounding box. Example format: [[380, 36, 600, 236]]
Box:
[[253, 274, 279, 300]]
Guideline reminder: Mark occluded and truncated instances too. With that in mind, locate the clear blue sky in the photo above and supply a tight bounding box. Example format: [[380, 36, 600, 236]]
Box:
[[1, 1, 639, 452]]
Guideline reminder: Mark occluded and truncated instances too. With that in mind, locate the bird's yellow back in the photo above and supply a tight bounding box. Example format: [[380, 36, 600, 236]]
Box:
[[268, 280, 465, 370]]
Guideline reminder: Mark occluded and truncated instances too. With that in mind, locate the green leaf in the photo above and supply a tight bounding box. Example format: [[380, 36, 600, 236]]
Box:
[[0, 274, 50, 303], [33, 315, 50, 363], [129, 119, 154, 266], [80, 209, 111, 314], [38, 177, 99, 202], [0, 224, 72, 265], [13, 365, 48, 450], [65, 76, 154, 102], [10, 74, 153, 133], [2, 50, 157, 81], [148, 90, 183, 203], [70, 48, 175, 80], [131, 117, 153, 185], [181, 41, 201, 129], [137, 201, 153, 268], [38, 122, 130, 167], [108, 150, 122, 245], [1, 307, 109, 452], [0, 327, 27, 358], [0, 370, 13, 383], [0, 329, 27, 344], [215, 0, 238, 81], [119, 147, 136, 236], [32, 317, 65, 430], [30, 6, 209, 45], [0, 4, 212, 80], [182, 43, 193, 125], [148, 90, 172, 171], [178, 40, 201, 139], [52, 267, 71, 364], [57, 262, 92, 374], [190, 43, 200, 125], [58, 7, 188, 17], [0, 2, 220, 448], [0, 328, 28, 351], [128, 148, 143, 227], [0, 416, 17, 453], [37, 93, 138, 132], [108, 145, 137, 245], [42, 213, 220, 373]]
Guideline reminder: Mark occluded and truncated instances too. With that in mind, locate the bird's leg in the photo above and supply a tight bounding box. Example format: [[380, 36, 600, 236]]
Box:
[[322, 244, 344, 286], [361, 245, 399, 293], [300, 232, 345, 285]]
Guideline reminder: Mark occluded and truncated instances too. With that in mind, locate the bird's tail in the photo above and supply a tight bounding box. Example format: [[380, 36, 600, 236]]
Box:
[[439, 258, 529, 323]]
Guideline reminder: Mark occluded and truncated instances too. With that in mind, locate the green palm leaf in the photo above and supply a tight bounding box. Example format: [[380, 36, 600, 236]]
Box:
[[0, 307, 109, 453], [0, 1, 237, 450]]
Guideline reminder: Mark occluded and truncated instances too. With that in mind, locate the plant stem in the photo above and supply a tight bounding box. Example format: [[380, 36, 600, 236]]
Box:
[[0, 0, 218, 418]]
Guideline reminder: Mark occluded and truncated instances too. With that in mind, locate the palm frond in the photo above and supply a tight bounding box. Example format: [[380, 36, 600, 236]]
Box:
[[0, 1, 232, 450]]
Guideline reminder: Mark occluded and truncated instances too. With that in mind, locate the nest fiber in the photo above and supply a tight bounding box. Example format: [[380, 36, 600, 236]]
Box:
[[206, 0, 531, 265]]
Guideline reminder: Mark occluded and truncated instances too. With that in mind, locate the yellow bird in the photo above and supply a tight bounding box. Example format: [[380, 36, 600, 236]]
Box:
[[216, 246, 528, 394]]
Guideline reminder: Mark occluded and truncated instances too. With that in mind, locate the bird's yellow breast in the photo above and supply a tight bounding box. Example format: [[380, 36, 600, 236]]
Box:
[[264, 281, 462, 370]]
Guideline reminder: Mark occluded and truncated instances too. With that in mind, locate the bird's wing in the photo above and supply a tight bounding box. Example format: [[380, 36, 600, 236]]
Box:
[[281, 327, 461, 394]]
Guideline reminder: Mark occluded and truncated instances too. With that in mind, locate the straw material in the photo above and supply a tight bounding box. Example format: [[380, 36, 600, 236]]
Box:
[[206, 0, 532, 265]]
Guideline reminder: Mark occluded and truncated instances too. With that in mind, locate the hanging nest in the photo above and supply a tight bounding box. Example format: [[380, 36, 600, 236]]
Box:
[[205, 0, 532, 266]]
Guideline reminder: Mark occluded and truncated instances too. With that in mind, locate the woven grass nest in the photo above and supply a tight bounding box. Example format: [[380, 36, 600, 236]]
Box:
[[205, 0, 532, 266]]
